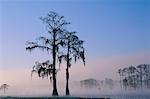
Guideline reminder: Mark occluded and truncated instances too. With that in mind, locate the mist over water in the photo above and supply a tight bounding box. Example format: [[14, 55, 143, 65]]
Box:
[[1, 80, 150, 99]]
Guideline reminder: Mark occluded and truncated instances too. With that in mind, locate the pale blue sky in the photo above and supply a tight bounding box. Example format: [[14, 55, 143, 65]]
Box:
[[0, 0, 150, 69]]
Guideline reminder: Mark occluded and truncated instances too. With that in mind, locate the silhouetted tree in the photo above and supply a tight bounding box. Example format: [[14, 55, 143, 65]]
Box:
[[58, 31, 85, 95], [26, 11, 70, 96], [0, 84, 9, 94]]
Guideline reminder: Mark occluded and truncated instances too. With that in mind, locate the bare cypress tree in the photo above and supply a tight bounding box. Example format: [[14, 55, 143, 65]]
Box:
[[26, 11, 70, 96], [58, 31, 85, 95]]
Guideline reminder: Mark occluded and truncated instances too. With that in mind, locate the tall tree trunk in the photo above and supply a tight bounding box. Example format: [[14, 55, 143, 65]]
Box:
[[66, 68, 69, 95], [66, 42, 70, 95], [52, 31, 58, 96], [52, 73, 58, 96]]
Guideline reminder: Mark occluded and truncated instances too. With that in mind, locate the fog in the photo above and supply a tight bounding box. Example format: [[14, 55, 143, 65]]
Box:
[[1, 79, 150, 99]]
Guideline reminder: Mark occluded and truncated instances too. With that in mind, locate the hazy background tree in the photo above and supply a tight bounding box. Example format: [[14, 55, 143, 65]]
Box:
[[0, 84, 9, 94], [26, 11, 70, 96], [104, 78, 114, 90], [118, 69, 123, 90], [137, 64, 144, 89]]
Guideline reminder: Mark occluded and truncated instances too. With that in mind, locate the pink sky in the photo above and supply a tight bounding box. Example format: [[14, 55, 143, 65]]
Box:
[[0, 50, 149, 96]]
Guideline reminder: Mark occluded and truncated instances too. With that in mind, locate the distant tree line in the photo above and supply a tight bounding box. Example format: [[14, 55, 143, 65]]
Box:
[[80, 78, 100, 88], [103, 78, 114, 89], [80, 78, 114, 90], [118, 64, 150, 90]]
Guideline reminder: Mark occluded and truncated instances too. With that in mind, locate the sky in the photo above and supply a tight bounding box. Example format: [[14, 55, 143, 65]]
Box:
[[0, 0, 150, 96]]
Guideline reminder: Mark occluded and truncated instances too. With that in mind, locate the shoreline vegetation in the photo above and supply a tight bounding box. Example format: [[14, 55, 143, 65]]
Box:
[[0, 96, 109, 99]]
